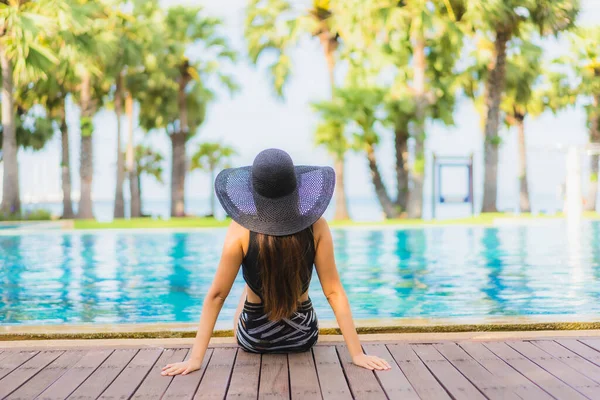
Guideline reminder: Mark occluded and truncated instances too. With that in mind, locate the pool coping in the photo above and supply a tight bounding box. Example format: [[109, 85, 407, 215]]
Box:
[[3, 315, 600, 341], [1, 216, 597, 235]]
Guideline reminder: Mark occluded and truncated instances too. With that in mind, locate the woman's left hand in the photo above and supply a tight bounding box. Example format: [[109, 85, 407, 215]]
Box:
[[352, 353, 392, 370]]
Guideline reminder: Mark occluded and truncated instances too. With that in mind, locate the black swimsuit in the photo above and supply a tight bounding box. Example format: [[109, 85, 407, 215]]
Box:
[[236, 228, 319, 353]]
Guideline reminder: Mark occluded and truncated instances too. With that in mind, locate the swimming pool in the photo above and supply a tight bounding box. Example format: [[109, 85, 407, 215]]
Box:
[[1, 222, 599, 326]]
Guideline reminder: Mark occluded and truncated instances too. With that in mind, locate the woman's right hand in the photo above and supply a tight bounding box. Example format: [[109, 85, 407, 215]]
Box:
[[352, 353, 392, 371], [161, 359, 203, 376]]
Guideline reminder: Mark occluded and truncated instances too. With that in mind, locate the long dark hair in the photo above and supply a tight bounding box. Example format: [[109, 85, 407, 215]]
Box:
[[256, 227, 313, 320]]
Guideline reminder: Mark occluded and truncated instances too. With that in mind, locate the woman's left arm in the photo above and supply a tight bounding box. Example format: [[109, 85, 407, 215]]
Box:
[[162, 222, 244, 376]]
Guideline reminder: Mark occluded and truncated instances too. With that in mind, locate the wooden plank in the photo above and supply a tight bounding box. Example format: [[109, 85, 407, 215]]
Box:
[[259, 353, 290, 400], [288, 351, 322, 400], [508, 341, 600, 399], [37, 349, 113, 400], [411, 344, 486, 400], [558, 339, 600, 366], [363, 344, 419, 400], [0, 351, 38, 380], [434, 343, 520, 400], [312, 346, 352, 400], [387, 343, 451, 400], [67, 349, 138, 400], [132, 348, 188, 400], [97, 348, 163, 399], [460, 342, 552, 400], [581, 339, 600, 354], [336, 345, 386, 400], [6, 350, 84, 400], [0, 351, 63, 399], [484, 341, 587, 400], [162, 348, 213, 400], [193, 347, 237, 400], [226, 350, 261, 400], [533, 340, 600, 384]]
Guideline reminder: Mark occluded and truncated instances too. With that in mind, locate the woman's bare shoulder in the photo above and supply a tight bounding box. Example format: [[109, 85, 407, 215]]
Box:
[[312, 217, 330, 243], [225, 220, 250, 254]]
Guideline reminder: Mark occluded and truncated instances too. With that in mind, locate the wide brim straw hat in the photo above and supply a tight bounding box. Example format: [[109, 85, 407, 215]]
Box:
[[214, 148, 335, 236]]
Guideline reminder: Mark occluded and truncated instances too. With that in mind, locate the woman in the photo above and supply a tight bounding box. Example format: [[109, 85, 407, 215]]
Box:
[[162, 149, 391, 376]]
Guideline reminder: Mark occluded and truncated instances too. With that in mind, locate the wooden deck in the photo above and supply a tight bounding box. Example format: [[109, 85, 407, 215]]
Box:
[[3, 337, 600, 399]]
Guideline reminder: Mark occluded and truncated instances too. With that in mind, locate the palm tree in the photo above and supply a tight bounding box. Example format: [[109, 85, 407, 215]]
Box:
[[75, 6, 116, 220], [314, 86, 403, 219], [556, 28, 600, 212], [245, 0, 350, 220], [15, 68, 76, 217], [124, 0, 163, 219], [465, 0, 579, 212], [137, 5, 237, 217], [108, 1, 158, 219], [329, 0, 463, 218], [189, 142, 236, 217], [132, 144, 163, 216], [501, 40, 544, 213], [0, 0, 59, 215]]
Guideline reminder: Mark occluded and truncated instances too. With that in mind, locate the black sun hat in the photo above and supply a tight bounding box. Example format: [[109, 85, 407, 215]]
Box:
[[214, 148, 335, 236]]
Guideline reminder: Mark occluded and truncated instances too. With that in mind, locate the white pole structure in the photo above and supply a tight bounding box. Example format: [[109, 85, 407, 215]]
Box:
[[565, 146, 583, 225]]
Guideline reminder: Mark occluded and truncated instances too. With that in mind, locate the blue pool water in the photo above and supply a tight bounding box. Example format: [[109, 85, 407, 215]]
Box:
[[1, 222, 599, 326]]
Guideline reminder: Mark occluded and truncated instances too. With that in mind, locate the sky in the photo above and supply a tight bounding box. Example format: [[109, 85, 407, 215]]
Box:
[[13, 0, 600, 219]]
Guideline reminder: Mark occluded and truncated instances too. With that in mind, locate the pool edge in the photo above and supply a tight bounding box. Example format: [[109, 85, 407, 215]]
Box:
[[4, 319, 600, 341]]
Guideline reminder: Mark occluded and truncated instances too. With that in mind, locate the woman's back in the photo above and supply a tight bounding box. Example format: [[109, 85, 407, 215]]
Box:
[[241, 227, 316, 311]]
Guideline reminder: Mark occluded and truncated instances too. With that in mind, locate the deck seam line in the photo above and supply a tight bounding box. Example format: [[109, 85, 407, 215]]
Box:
[[334, 345, 354, 399], [96, 348, 141, 399], [310, 348, 325, 400], [256, 353, 262, 400], [364, 344, 391, 400], [158, 347, 190, 399], [187, 347, 215, 399], [4, 350, 63, 399], [382, 344, 418, 396], [30, 350, 85, 400], [45, 348, 115, 400], [432, 343, 492, 400], [557, 340, 600, 369], [505, 340, 594, 397], [127, 348, 164, 399], [482, 341, 570, 399], [410, 344, 457, 400], [577, 339, 600, 355], [0, 350, 39, 381], [222, 348, 238, 399]]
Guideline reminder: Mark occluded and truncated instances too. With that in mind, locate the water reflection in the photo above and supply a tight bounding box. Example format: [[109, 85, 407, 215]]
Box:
[[79, 234, 99, 322], [2, 222, 600, 325], [480, 228, 507, 314]]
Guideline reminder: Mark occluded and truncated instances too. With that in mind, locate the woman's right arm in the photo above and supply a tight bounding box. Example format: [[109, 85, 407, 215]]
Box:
[[161, 222, 244, 376], [313, 218, 391, 371]]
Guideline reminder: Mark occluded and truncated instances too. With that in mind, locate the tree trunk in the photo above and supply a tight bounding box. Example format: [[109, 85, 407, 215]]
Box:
[[516, 116, 531, 212], [394, 119, 409, 212], [366, 144, 400, 219], [125, 92, 141, 218], [407, 32, 426, 219], [586, 94, 600, 212], [333, 157, 349, 220], [482, 29, 510, 213], [170, 75, 190, 218], [320, 33, 349, 220], [0, 47, 21, 215], [170, 132, 187, 217], [59, 104, 74, 219], [77, 69, 95, 219], [210, 166, 216, 217], [135, 172, 143, 216], [113, 73, 125, 219]]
